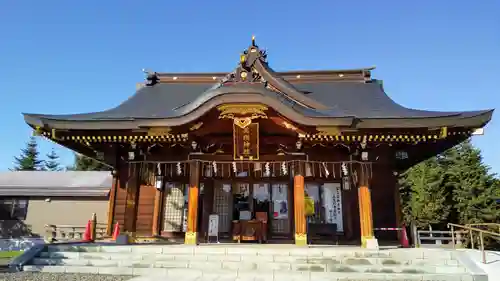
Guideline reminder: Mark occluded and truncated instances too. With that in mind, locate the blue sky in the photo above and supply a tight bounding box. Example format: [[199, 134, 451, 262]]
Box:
[[0, 1, 499, 173]]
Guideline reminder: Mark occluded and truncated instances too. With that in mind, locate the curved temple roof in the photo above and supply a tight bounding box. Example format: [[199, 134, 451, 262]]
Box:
[[23, 41, 493, 131]]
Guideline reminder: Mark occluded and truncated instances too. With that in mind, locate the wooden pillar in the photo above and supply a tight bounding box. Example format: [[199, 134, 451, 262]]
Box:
[[152, 187, 163, 236], [293, 162, 307, 246], [90, 213, 97, 241], [357, 163, 375, 248], [185, 161, 200, 245], [123, 163, 140, 234], [106, 173, 118, 236]]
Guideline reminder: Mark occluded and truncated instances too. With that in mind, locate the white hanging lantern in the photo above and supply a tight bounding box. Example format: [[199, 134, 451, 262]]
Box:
[[155, 163, 163, 190], [306, 163, 312, 177], [342, 176, 351, 190], [361, 151, 369, 161], [128, 151, 135, 160], [155, 176, 163, 190]]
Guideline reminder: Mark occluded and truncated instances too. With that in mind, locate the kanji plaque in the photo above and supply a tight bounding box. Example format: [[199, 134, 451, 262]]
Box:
[[233, 122, 259, 160]]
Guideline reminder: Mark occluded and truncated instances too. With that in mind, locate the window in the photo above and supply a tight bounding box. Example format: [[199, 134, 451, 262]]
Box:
[[305, 183, 344, 232], [0, 199, 29, 220]]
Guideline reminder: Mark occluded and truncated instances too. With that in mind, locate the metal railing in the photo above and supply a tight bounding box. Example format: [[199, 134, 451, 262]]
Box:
[[44, 223, 107, 242], [416, 229, 467, 248], [466, 223, 500, 232], [448, 223, 500, 264]]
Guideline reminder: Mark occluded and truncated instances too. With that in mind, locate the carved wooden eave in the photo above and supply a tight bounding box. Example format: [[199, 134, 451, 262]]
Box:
[[316, 126, 343, 136], [147, 127, 171, 136], [217, 104, 268, 120], [268, 116, 306, 136], [299, 130, 472, 144], [189, 122, 204, 131], [37, 128, 189, 144]]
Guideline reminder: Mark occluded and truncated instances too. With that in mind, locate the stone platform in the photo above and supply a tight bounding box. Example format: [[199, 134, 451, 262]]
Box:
[[19, 243, 488, 281]]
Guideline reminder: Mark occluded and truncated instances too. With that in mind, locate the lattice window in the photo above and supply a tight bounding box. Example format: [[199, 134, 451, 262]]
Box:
[[213, 183, 231, 233], [163, 183, 188, 232]]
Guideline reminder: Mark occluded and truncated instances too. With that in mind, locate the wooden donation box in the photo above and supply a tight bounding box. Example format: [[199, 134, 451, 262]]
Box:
[[232, 212, 267, 243]]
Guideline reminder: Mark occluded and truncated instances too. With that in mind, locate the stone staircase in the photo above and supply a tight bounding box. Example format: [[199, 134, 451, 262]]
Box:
[[21, 244, 487, 281]]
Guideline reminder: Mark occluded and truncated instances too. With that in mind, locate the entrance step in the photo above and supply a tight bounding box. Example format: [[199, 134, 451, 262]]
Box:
[[22, 244, 484, 281]]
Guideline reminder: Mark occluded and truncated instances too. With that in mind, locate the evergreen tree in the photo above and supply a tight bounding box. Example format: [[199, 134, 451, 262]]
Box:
[[44, 148, 62, 171], [400, 139, 500, 229], [12, 136, 44, 171], [443, 140, 500, 224], [399, 157, 450, 228], [68, 153, 110, 171]]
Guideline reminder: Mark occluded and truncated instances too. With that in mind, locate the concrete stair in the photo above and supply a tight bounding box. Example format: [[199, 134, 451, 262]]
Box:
[[22, 244, 485, 281]]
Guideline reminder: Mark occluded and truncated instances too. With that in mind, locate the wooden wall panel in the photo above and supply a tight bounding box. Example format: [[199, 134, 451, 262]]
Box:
[[370, 163, 397, 241], [112, 168, 128, 231], [135, 185, 156, 235]]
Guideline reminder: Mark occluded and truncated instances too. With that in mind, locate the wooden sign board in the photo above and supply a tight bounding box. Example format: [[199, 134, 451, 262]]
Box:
[[233, 122, 259, 160]]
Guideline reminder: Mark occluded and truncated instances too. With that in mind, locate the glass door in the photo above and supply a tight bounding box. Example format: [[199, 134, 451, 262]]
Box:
[[253, 183, 270, 221], [270, 183, 290, 235], [232, 183, 251, 220]]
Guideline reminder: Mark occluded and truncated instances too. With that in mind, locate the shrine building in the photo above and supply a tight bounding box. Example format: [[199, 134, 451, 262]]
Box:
[[23, 38, 493, 247]]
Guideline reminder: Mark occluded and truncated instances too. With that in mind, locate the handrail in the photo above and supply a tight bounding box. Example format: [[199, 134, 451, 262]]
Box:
[[447, 223, 500, 264], [466, 223, 500, 227], [45, 224, 107, 228], [466, 223, 500, 233], [448, 223, 500, 237]]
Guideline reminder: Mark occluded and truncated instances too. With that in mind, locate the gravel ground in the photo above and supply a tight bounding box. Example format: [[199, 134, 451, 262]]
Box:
[[0, 272, 134, 281]]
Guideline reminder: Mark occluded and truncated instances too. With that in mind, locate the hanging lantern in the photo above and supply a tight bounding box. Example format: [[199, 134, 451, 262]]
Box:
[[128, 151, 135, 160], [155, 163, 163, 190], [212, 161, 217, 175], [204, 164, 212, 177], [342, 176, 351, 190], [176, 162, 182, 175], [306, 163, 312, 177], [155, 177, 163, 190], [361, 151, 369, 161]]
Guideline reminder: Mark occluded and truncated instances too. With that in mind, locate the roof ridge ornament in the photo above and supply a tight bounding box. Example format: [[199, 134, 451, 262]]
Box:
[[143, 69, 159, 86], [209, 38, 328, 110], [217, 36, 268, 85]]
